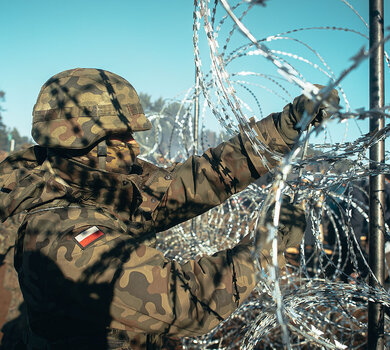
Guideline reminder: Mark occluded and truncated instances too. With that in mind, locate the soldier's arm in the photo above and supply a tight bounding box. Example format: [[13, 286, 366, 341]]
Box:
[[109, 240, 255, 336], [152, 115, 289, 231]]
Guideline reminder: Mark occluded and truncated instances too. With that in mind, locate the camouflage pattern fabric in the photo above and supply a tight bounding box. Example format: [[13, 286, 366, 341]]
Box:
[[153, 115, 289, 231], [0, 113, 291, 349], [32, 68, 152, 149]]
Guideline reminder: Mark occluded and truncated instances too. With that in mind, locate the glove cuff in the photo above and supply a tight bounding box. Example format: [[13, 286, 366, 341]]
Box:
[[273, 104, 301, 147]]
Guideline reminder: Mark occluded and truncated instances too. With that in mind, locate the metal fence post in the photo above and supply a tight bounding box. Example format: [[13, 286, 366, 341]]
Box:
[[368, 0, 385, 348]]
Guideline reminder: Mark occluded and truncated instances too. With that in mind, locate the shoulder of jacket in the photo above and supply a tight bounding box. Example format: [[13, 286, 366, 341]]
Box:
[[136, 159, 175, 212]]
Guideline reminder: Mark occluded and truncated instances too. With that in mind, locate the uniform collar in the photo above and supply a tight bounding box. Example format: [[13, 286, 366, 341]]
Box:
[[48, 155, 143, 219]]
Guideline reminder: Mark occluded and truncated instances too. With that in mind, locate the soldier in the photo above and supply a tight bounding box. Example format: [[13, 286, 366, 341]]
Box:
[[0, 68, 339, 350]]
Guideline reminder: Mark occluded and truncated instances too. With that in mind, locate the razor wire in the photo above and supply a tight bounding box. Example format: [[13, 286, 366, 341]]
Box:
[[136, 0, 390, 348]]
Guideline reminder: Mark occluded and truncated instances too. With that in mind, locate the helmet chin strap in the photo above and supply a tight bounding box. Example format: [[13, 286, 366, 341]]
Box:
[[97, 140, 107, 170]]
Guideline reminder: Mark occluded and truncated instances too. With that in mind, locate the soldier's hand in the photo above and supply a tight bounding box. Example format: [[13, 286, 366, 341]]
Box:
[[240, 198, 306, 253], [257, 198, 306, 272], [274, 84, 340, 146], [276, 201, 306, 250], [264, 198, 306, 252]]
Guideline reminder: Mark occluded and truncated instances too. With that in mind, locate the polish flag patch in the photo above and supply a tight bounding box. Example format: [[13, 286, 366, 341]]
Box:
[[74, 226, 104, 249]]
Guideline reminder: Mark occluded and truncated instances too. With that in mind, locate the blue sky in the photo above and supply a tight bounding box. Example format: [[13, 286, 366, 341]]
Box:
[[0, 0, 388, 144]]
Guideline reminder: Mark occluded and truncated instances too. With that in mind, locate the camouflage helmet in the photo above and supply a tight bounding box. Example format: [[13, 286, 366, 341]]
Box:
[[32, 68, 152, 149]]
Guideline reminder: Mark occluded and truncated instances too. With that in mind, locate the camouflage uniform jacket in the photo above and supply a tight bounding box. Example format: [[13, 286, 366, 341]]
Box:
[[0, 115, 288, 349]]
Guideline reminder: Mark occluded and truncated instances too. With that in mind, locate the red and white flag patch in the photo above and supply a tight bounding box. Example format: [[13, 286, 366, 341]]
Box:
[[74, 226, 104, 249]]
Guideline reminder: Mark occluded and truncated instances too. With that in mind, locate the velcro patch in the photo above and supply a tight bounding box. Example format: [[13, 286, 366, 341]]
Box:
[[74, 226, 104, 249]]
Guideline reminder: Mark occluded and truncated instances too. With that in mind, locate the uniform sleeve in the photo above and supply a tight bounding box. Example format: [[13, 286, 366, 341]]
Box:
[[109, 242, 255, 336], [153, 115, 290, 231]]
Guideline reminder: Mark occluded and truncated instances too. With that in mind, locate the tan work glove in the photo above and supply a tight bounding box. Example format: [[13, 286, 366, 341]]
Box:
[[274, 84, 340, 146], [260, 199, 306, 271]]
